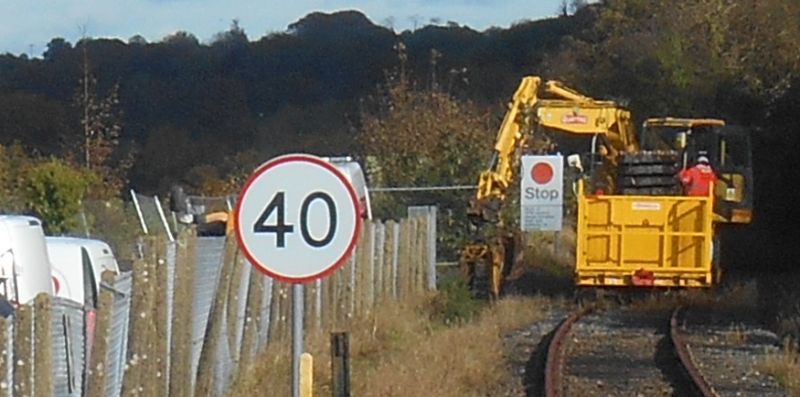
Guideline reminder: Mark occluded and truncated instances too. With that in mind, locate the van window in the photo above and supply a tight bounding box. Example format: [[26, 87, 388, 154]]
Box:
[[81, 248, 98, 308]]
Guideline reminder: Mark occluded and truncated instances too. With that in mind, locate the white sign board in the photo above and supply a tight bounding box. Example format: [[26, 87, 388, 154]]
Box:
[[235, 154, 362, 283], [521, 155, 563, 231]]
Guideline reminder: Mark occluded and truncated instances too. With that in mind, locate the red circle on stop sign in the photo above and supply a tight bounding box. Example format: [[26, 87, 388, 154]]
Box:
[[531, 162, 554, 184]]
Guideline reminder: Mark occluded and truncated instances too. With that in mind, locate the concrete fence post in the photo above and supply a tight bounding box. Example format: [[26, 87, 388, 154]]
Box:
[[85, 272, 117, 397], [267, 282, 280, 344], [224, 242, 246, 365], [348, 243, 358, 318], [416, 216, 427, 293], [122, 254, 158, 396], [153, 242, 170, 397], [320, 275, 332, 331], [414, 217, 422, 295], [195, 237, 237, 397], [414, 217, 423, 295], [33, 294, 54, 397], [0, 318, 10, 397], [334, 261, 346, 327], [169, 237, 196, 397], [365, 221, 376, 312], [13, 302, 34, 396], [398, 218, 412, 299], [374, 222, 386, 303], [240, 261, 263, 368], [426, 207, 438, 291], [0, 317, 10, 397], [314, 279, 322, 332], [391, 221, 400, 300], [381, 221, 393, 301], [259, 276, 274, 349]]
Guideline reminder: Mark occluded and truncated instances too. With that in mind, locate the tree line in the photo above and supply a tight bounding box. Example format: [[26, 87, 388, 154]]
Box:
[[1, 1, 798, 267]]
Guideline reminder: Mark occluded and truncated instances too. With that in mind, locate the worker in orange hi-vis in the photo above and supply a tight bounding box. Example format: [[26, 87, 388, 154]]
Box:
[[679, 155, 718, 196]]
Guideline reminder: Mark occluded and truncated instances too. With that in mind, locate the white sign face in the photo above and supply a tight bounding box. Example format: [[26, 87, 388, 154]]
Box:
[[632, 202, 662, 211], [235, 154, 362, 283], [521, 155, 563, 231]]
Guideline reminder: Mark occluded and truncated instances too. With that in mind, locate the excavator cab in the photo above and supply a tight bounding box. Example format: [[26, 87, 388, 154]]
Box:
[[697, 126, 753, 223], [641, 118, 753, 224]]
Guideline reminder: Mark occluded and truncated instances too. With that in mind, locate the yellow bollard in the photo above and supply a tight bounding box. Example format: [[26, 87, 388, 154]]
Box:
[[300, 353, 313, 397]]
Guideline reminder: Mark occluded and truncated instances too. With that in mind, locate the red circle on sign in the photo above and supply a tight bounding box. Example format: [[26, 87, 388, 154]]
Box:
[[531, 162, 554, 184]]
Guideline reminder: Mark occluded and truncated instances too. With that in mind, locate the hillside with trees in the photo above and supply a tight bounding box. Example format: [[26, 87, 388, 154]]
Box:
[[1, 0, 798, 267]]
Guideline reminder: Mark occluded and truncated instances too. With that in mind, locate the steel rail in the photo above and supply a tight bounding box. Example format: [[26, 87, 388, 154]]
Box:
[[543, 305, 719, 397], [543, 307, 591, 397], [670, 306, 720, 397]]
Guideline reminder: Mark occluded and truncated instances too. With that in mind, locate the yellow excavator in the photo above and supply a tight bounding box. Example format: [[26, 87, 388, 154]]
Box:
[[462, 76, 753, 299], [169, 185, 235, 236]]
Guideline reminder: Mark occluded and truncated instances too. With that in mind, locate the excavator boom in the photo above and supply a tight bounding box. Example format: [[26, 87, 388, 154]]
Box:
[[463, 76, 637, 299]]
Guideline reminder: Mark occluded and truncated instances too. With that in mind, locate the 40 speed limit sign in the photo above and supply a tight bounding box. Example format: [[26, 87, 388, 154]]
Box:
[[235, 154, 362, 283]]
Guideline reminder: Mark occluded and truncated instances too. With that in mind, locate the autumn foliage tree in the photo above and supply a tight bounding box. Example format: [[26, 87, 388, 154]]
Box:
[[359, 51, 496, 257], [543, 0, 800, 118], [361, 69, 492, 200], [74, 50, 131, 198]]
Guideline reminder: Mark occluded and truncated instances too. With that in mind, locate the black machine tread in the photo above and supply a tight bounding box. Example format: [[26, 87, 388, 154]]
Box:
[[619, 164, 679, 176], [617, 150, 681, 195], [619, 150, 679, 165], [618, 175, 678, 188], [620, 186, 682, 196], [470, 262, 490, 300]]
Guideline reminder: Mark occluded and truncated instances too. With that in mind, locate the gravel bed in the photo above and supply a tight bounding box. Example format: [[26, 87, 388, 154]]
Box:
[[682, 307, 788, 397], [564, 309, 680, 397], [493, 301, 571, 396]]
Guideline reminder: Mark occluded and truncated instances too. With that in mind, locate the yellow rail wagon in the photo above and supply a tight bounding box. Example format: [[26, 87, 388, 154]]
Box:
[[575, 181, 716, 288]]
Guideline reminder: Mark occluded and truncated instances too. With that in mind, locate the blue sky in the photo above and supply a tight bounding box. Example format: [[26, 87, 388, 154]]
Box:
[[0, 0, 569, 57]]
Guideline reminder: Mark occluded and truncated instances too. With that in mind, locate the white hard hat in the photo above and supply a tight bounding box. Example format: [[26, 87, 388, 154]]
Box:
[[697, 155, 710, 164]]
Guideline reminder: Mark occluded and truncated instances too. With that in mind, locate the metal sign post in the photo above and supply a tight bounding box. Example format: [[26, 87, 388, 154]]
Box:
[[235, 154, 362, 397], [293, 284, 304, 397]]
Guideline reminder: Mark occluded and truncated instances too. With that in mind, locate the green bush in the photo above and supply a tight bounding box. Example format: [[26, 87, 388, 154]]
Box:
[[429, 278, 483, 325], [24, 159, 93, 234]]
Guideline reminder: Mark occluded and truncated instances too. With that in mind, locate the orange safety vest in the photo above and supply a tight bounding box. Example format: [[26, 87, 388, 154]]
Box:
[[680, 164, 717, 196]]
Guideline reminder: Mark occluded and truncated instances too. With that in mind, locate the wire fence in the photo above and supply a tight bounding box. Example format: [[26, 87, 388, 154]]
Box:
[[0, 208, 435, 396]]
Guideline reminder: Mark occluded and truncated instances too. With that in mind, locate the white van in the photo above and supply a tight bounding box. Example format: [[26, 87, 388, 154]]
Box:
[[0, 215, 54, 305], [46, 237, 120, 307], [322, 156, 372, 220]]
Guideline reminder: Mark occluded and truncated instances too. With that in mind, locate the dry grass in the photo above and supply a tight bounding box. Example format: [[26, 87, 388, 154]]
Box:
[[723, 323, 748, 346], [226, 295, 552, 397], [758, 344, 800, 396], [524, 229, 575, 272]]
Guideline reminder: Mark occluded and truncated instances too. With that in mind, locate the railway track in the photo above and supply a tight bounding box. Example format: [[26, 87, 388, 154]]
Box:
[[542, 306, 718, 397]]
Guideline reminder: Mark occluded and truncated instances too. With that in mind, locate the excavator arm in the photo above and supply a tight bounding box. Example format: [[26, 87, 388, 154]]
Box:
[[469, 76, 542, 223], [468, 77, 637, 226], [462, 76, 638, 299]]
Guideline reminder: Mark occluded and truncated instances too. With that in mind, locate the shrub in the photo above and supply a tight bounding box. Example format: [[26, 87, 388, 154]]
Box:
[[23, 158, 94, 234], [429, 278, 483, 325]]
